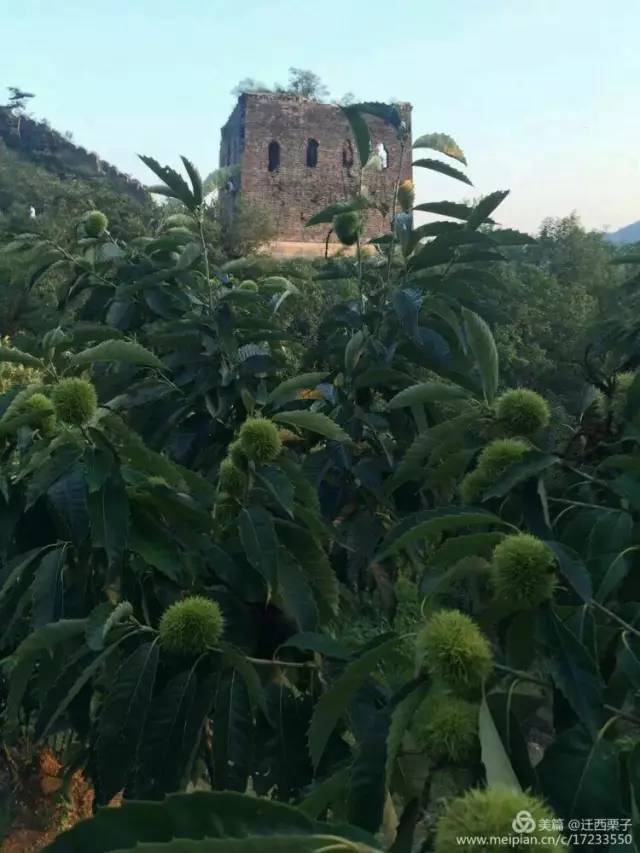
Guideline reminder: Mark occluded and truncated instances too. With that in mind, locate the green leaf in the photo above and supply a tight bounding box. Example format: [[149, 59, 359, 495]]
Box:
[[479, 694, 522, 791], [308, 634, 399, 769], [299, 766, 351, 818], [376, 506, 508, 560], [468, 190, 510, 228], [544, 542, 592, 602], [0, 345, 43, 368], [539, 608, 602, 736], [342, 106, 372, 167], [238, 507, 279, 591], [89, 473, 130, 565], [276, 524, 339, 621], [276, 552, 318, 631], [483, 451, 559, 499], [180, 156, 203, 206], [385, 683, 429, 784], [254, 466, 295, 518], [344, 329, 366, 375], [348, 705, 391, 832], [490, 228, 536, 245], [96, 641, 159, 804], [413, 200, 476, 220], [138, 667, 198, 797], [305, 197, 371, 227], [71, 339, 163, 369], [86, 602, 115, 651], [212, 668, 253, 792], [388, 381, 468, 409], [139, 154, 196, 210], [266, 372, 329, 406], [46, 790, 320, 852], [412, 158, 471, 185], [279, 632, 349, 659], [272, 410, 351, 443], [389, 801, 421, 853], [31, 546, 65, 627], [461, 307, 499, 403], [431, 532, 506, 569], [26, 441, 83, 508], [412, 132, 467, 164]]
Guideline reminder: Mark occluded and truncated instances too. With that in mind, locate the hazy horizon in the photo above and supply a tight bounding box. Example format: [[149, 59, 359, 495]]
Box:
[[1, 0, 638, 234]]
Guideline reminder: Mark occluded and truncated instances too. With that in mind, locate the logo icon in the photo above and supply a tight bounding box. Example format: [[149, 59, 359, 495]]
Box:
[[512, 810, 536, 834]]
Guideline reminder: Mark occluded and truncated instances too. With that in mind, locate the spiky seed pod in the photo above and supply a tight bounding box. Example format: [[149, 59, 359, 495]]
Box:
[[228, 439, 246, 468], [238, 417, 282, 465], [22, 393, 56, 434], [218, 457, 247, 497], [238, 280, 258, 292], [491, 533, 556, 609], [459, 468, 489, 504], [159, 596, 224, 657], [333, 211, 361, 246], [495, 388, 550, 436], [397, 179, 415, 212], [411, 693, 479, 762], [51, 378, 97, 426], [416, 609, 492, 693], [83, 210, 109, 237], [476, 438, 529, 480], [434, 786, 560, 852]]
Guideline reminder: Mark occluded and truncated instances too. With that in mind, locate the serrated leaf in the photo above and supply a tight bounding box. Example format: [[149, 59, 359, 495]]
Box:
[[89, 473, 130, 565], [272, 410, 351, 443], [213, 668, 253, 792], [276, 525, 339, 621], [413, 158, 472, 185], [539, 608, 602, 736], [462, 307, 499, 403], [180, 156, 203, 206], [388, 381, 468, 409], [255, 466, 294, 517], [96, 641, 159, 804], [0, 345, 43, 368], [491, 228, 536, 245], [139, 154, 196, 210], [341, 106, 372, 167], [483, 451, 559, 499], [431, 532, 506, 569], [344, 329, 366, 374], [276, 551, 318, 631], [544, 542, 592, 602], [376, 506, 507, 560], [413, 200, 476, 220], [479, 695, 522, 791], [468, 190, 510, 228], [305, 197, 371, 227], [299, 766, 351, 818], [25, 442, 83, 508], [412, 132, 467, 164], [308, 634, 399, 769], [279, 632, 349, 659], [71, 339, 163, 369], [238, 507, 279, 591], [348, 705, 391, 832], [31, 546, 65, 627], [266, 372, 329, 406]]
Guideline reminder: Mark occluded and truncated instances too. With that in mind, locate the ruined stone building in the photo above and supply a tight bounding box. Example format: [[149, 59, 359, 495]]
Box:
[[219, 92, 412, 255]]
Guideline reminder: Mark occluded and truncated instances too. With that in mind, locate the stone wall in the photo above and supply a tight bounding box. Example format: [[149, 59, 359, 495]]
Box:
[[0, 107, 147, 202], [220, 93, 412, 245]]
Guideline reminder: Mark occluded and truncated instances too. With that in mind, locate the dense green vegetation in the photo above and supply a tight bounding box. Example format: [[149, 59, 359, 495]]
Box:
[[2, 101, 640, 852]]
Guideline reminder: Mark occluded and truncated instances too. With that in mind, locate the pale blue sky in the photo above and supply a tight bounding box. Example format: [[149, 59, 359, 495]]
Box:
[[1, 0, 638, 232]]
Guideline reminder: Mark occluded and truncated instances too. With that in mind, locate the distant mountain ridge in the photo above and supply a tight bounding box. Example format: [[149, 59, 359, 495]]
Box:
[[606, 220, 640, 245]]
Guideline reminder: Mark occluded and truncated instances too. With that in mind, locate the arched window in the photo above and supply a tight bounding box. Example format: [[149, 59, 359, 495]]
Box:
[[306, 138, 319, 168], [377, 142, 389, 169], [268, 140, 280, 172]]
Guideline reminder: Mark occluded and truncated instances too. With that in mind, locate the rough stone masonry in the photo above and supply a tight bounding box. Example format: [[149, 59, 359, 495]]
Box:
[[219, 92, 412, 255]]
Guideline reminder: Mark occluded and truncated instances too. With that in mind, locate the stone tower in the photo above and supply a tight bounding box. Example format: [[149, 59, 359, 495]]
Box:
[[219, 93, 412, 255]]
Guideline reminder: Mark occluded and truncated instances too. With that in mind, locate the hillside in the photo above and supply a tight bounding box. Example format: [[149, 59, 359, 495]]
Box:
[[0, 105, 153, 239], [606, 219, 640, 245]]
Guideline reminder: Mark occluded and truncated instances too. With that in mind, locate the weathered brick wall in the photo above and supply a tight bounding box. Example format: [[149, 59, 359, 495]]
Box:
[[220, 93, 412, 244]]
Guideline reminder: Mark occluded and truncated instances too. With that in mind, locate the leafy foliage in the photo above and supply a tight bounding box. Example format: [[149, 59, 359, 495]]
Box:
[[1, 102, 639, 852]]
